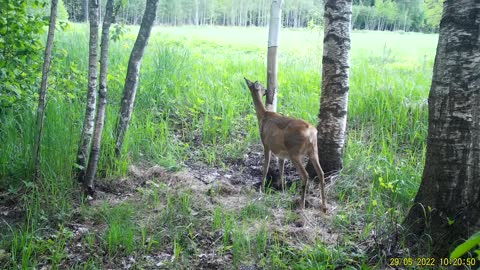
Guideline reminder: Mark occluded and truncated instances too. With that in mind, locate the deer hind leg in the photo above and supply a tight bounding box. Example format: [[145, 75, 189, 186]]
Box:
[[291, 158, 309, 209], [278, 158, 285, 193], [262, 147, 271, 193], [310, 154, 327, 212]]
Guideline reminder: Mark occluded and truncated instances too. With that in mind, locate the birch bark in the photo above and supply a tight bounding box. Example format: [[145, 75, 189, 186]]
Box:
[[75, 0, 99, 182], [315, 0, 352, 175], [34, 0, 58, 180], [264, 0, 283, 185], [114, 0, 159, 157], [403, 0, 480, 257], [83, 0, 116, 194]]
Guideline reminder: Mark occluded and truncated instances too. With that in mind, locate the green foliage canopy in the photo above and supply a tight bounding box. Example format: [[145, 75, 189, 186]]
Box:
[[423, 0, 442, 32], [352, 0, 442, 32], [37, 0, 69, 21]]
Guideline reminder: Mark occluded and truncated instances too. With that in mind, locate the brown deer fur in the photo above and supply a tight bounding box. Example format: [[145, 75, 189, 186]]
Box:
[[245, 78, 326, 211]]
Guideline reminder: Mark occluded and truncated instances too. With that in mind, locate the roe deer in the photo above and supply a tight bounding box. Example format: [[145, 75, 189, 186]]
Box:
[[244, 78, 326, 211]]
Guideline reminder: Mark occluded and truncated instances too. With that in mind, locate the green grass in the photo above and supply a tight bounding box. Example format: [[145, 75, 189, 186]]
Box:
[[0, 23, 434, 268], [151, 26, 438, 58]]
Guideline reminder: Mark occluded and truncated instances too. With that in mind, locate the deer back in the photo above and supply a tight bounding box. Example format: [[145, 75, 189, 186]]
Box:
[[260, 112, 316, 159]]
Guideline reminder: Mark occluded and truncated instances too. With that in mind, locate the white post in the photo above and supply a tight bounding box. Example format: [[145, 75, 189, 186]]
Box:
[[266, 0, 282, 112]]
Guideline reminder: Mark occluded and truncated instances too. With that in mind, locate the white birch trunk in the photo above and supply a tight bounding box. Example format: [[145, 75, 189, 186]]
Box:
[[34, 0, 58, 180], [315, 0, 352, 175], [263, 0, 283, 184], [114, 0, 159, 157], [266, 0, 282, 112], [75, 0, 99, 183], [84, 0, 116, 195]]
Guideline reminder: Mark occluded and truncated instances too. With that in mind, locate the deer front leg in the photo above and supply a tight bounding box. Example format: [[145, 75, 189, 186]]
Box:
[[262, 147, 271, 193], [291, 159, 309, 209], [278, 158, 285, 193]]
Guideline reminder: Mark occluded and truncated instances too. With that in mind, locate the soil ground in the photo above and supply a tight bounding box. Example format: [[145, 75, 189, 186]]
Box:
[[1, 145, 339, 269]]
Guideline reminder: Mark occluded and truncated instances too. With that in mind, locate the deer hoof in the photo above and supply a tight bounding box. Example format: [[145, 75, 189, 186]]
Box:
[[294, 197, 306, 209]]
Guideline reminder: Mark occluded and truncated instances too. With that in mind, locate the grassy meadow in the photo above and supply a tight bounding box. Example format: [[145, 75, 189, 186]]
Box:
[[0, 25, 437, 268]]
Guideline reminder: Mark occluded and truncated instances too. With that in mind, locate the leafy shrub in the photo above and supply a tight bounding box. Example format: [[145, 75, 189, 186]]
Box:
[[0, 0, 47, 109]]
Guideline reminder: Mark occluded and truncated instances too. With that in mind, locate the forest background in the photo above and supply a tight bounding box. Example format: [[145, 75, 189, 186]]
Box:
[[60, 0, 443, 32]]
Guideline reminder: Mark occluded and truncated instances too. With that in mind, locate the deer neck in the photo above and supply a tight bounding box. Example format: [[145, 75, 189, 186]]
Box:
[[250, 91, 267, 122]]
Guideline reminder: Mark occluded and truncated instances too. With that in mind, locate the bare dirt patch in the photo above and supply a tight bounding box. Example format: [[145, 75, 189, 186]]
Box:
[[0, 189, 23, 231], [62, 146, 339, 268]]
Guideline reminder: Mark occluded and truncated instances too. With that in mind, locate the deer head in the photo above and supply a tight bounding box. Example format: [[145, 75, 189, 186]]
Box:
[[244, 78, 266, 96]]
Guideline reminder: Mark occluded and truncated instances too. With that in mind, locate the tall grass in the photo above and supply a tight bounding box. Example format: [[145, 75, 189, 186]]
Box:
[[0, 24, 434, 267]]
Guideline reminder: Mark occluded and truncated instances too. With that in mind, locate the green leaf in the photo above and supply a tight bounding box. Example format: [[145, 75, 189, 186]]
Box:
[[447, 217, 455, 225], [475, 250, 480, 259], [73, 163, 84, 170], [450, 231, 480, 259], [23, 181, 35, 188]]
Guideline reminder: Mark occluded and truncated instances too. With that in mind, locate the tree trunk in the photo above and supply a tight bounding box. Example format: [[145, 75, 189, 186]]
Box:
[[210, 1, 215, 25], [309, 0, 352, 177], [263, 0, 283, 186], [223, 8, 226, 26], [84, 0, 89, 21], [266, 0, 270, 26], [238, 2, 242, 26], [34, 0, 58, 180], [403, 10, 408, 32], [83, 0, 116, 195], [266, 0, 282, 112], [194, 0, 199, 25], [114, 0, 159, 157], [256, 3, 260, 26], [75, 0, 99, 183], [292, 8, 298, 28], [403, 0, 480, 258], [230, 4, 234, 26]]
